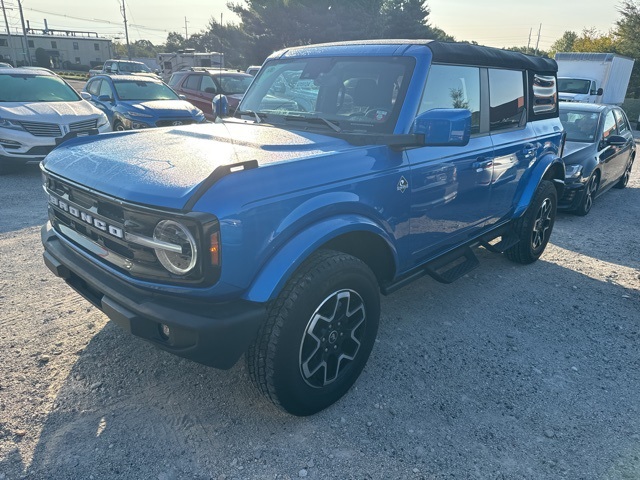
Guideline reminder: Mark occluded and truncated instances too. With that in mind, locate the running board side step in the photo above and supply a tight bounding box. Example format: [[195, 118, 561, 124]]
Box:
[[424, 246, 480, 284], [382, 246, 480, 294], [479, 233, 519, 253]]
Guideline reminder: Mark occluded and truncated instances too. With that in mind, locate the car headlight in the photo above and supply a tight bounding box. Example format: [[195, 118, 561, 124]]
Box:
[[0, 117, 25, 131], [153, 220, 198, 275], [97, 113, 109, 128], [126, 111, 153, 118], [565, 164, 583, 179]]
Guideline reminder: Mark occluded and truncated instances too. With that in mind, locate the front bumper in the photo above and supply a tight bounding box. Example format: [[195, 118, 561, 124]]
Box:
[[42, 223, 267, 369], [0, 123, 111, 164], [558, 180, 586, 211]]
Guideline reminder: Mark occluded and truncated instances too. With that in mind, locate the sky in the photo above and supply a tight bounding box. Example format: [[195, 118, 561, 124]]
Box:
[[1, 0, 622, 51]]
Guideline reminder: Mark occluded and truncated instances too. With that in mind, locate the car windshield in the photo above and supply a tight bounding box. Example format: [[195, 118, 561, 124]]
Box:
[[119, 62, 151, 73], [558, 78, 591, 95], [113, 80, 179, 101], [0, 74, 80, 102], [218, 75, 253, 95], [239, 56, 415, 134], [559, 110, 600, 142]]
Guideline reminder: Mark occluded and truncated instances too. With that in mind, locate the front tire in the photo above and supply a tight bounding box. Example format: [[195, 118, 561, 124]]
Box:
[[505, 180, 557, 264], [574, 173, 598, 216], [114, 121, 126, 131], [247, 250, 380, 416]]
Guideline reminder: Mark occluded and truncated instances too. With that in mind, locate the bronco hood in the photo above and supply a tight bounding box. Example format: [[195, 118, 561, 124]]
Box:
[[42, 122, 351, 210]]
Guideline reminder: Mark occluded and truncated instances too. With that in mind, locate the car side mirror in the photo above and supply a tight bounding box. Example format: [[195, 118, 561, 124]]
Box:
[[80, 92, 92, 101], [212, 94, 229, 118], [179, 94, 186, 100], [204, 87, 218, 95], [596, 87, 604, 96], [411, 108, 471, 146], [606, 134, 627, 147], [97, 94, 113, 103]]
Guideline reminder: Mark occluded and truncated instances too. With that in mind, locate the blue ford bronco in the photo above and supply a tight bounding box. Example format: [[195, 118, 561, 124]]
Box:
[[41, 40, 565, 416]]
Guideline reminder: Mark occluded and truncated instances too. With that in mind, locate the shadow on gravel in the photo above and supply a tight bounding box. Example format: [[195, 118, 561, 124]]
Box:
[[0, 165, 47, 234], [6, 250, 640, 479]]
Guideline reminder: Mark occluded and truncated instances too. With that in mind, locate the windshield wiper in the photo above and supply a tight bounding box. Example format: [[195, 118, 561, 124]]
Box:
[[235, 109, 266, 123], [284, 115, 342, 133]]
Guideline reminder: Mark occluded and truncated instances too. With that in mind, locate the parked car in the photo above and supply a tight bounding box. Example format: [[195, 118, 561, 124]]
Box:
[[245, 65, 261, 76], [82, 74, 206, 131], [42, 40, 565, 415], [0, 62, 12, 68], [168, 68, 253, 119], [101, 59, 157, 76], [559, 102, 635, 215], [0, 68, 109, 174]]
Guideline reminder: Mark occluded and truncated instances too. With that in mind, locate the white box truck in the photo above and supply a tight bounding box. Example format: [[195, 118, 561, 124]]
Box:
[[555, 52, 634, 105]]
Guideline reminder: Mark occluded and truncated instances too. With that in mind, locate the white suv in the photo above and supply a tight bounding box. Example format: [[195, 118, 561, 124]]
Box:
[[0, 68, 110, 174]]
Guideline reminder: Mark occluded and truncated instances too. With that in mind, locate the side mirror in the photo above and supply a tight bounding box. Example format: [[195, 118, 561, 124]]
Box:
[[596, 87, 604, 96], [97, 94, 113, 103], [606, 134, 627, 147], [178, 94, 186, 100], [212, 94, 229, 118], [412, 108, 471, 146], [80, 91, 92, 101]]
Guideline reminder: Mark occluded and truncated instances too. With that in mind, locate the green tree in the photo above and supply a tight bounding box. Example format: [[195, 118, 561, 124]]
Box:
[[549, 31, 578, 55], [381, 0, 447, 39], [616, 1, 640, 97]]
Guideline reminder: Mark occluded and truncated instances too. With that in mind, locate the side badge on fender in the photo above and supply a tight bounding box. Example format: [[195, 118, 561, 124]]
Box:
[[397, 176, 408, 193]]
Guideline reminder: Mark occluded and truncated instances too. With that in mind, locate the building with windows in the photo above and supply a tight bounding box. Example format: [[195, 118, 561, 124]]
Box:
[[0, 28, 112, 68]]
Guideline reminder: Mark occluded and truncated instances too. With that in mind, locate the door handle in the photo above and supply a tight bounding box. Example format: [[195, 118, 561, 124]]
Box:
[[472, 158, 493, 172]]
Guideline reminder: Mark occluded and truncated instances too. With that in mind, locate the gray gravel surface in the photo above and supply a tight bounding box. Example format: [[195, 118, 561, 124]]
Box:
[[1, 143, 639, 479]]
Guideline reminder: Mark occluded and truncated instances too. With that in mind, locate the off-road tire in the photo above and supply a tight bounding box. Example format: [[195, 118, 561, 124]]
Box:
[[246, 249, 380, 416], [505, 180, 557, 264]]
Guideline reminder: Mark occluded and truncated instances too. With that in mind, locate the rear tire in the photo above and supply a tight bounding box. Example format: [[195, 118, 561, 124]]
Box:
[[247, 250, 380, 416], [614, 157, 633, 189], [505, 180, 557, 264], [114, 121, 126, 131]]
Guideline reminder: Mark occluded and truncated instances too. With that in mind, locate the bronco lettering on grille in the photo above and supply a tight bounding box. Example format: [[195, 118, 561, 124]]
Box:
[[48, 193, 124, 239]]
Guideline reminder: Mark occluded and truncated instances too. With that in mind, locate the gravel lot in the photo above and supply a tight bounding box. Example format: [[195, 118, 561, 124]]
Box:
[[1, 138, 639, 479]]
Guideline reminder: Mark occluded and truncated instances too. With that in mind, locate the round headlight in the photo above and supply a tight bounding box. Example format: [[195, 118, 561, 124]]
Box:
[[153, 220, 197, 275]]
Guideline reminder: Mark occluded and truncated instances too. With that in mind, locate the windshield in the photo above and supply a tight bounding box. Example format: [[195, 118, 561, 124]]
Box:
[[239, 56, 415, 134], [113, 80, 179, 101], [0, 74, 80, 102], [559, 109, 600, 142], [118, 62, 151, 73], [558, 78, 591, 95]]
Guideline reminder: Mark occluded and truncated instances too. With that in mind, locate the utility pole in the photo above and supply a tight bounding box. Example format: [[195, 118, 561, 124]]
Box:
[[16, 0, 30, 65], [120, 0, 131, 60], [527, 28, 532, 51], [184, 17, 188, 41], [534, 23, 542, 55], [1, 0, 18, 65]]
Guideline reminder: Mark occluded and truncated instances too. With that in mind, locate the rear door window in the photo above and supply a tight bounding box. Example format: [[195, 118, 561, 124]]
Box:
[[183, 75, 201, 91], [613, 108, 630, 134], [488, 69, 525, 131]]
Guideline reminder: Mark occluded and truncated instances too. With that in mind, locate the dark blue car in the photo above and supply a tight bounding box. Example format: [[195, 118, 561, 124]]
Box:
[[559, 103, 635, 215], [82, 74, 206, 131]]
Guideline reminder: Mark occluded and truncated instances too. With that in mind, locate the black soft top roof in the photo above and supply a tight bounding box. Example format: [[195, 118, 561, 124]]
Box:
[[427, 41, 557, 73], [278, 40, 557, 74]]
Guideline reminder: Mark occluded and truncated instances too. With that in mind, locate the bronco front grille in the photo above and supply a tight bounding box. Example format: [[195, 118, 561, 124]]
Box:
[[43, 173, 218, 285]]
